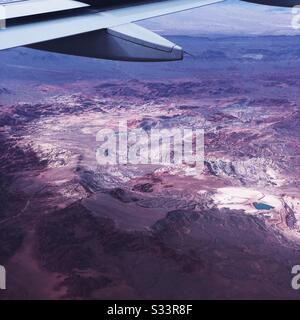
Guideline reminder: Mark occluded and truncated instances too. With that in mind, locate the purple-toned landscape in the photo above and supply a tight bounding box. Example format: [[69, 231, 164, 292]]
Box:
[[0, 2, 300, 300]]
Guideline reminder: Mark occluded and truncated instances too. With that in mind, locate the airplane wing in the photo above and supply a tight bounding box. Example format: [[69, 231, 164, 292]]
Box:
[[0, 0, 224, 61], [0, 0, 298, 62], [0, 0, 89, 19]]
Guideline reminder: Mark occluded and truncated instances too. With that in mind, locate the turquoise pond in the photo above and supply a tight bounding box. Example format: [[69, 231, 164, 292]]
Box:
[[253, 202, 274, 210]]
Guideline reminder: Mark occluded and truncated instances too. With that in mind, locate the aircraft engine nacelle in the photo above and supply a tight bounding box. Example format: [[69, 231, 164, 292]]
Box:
[[84, 0, 300, 7], [242, 0, 300, 6]]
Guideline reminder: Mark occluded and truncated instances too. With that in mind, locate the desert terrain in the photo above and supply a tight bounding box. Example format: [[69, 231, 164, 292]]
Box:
[[0, 35, 300, 299]]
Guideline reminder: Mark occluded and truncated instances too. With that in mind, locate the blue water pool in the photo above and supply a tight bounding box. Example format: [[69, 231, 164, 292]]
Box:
[[253, 202, 274, 210]]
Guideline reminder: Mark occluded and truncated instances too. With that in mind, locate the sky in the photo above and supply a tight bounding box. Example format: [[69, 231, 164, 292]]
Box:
[[140, 0, 300, 36]]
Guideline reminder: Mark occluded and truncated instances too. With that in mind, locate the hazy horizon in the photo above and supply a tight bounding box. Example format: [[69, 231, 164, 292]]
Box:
[[140, 0, 300, 36]]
